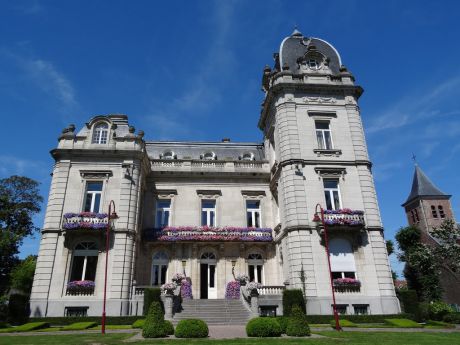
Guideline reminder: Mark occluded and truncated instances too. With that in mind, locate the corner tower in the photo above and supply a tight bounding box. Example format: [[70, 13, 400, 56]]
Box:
[[259, 30, 399, 314]]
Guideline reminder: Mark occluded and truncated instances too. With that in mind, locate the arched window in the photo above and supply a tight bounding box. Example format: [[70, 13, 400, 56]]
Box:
[[162, 151, 175, 160], [329, 238, 356, 280], [70, 242, 98, 282], [438, 205, 445, 218], [92, 123, 109, 144], [152, 251, 168, 286], [201, 252, 216, 261], [431, 205, 438, 218], [242, 152, 254, 161], [248, 253, 263, 283]]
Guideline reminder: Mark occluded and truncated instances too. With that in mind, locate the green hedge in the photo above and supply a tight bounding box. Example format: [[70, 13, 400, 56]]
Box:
[[132, 319, 145, 329], [60, 322, 97, 331], [286, 313, 414, 324], [143, 288, 163, 316], [397, 290, 419, 315], [425, 320, 455, 328], [143, 302, 167, 338], [384, 318, 423, 328], [175, 319, 208, 338], [30, 316, 143, 326], [0, 322, 49, 333], [8, 294, 29, 325], [246, 317, 282, 337], [443, 312, 460, 324], [286, 306, 310, 336], [282, 289, 305, 317]]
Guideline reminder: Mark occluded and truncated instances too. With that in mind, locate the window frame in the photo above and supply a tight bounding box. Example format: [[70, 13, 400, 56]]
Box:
[[246, 200, 262, 228], [151, 251, 169, 286], [69, 242, 99, 282], [83, 181, 104, 213], [323, 179, 342, 211], [315, 121, 334, 150], [247, 253, 264, 284], [91, 122, 109, 145], [438, 205, 445, 218], [155, 199, 172, 228], [201, 199, 217, 227]]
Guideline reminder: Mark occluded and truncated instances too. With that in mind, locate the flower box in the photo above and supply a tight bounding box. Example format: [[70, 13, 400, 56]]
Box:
[[333, 278, 361, 291], [149, 226, 273, 242], [63, 212, 108, 230], [323, 209, 365, 227], [161, 282, 177, 294], [66, 280, 95, 296], [225, 280, 241, 299]]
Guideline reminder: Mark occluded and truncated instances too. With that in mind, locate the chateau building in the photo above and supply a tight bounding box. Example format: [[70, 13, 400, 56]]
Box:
[[402, 165, 460, 307], [30, 30, 400, 318]]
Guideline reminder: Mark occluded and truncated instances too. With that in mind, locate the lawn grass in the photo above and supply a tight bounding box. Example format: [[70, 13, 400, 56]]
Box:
[[329, 319, 358, 328], [384, 318, 423, 328], [0, 331, 459, 345]]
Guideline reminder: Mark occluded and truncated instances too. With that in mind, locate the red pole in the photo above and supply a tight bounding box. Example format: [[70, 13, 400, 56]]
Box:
[[102, 200, 115, 334], [315, 203, 341, 331]]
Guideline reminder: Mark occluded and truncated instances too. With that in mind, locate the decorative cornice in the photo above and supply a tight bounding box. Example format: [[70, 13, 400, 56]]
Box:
[[79, 170, 113, 179]]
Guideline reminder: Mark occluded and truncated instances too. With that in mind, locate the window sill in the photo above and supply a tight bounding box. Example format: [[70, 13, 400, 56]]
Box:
[[313, 149, 342, 157]]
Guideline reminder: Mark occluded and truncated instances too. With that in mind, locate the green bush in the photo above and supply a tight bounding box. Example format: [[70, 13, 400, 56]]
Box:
[[132, 319, 145, 329], [163, 320, 174, 335], [246, 317, 282, 337], [397, 289, 419, 315], [8, 294, 29, 325], [428, 301, 454, 321], [282, 289, 305, 317], [143, 288, 163, 316], [384, 318, 423, 328], [0, 322, 49, 333], [415, 302, 430, 322], [142, 302, 167, 338], [60, 322, 97, 331], [286, 305, 310, 336], [275, 316, 290, 334], [443, 312, 460, 324], [29, 316, 142, 326], [175, 319, 208, 338], [329, 319, 357, 328]]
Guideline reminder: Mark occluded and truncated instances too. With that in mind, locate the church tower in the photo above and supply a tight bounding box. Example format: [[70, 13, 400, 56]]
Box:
[[402, 164, 454, 235], [259, 29, 399, 314]]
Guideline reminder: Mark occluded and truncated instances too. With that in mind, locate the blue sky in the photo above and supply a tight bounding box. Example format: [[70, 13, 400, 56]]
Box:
[[1, 0, 459, 276]]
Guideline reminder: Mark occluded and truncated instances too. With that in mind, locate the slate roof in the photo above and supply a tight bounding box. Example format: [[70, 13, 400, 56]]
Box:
[[402, 165, 451, 206], [278, 29, 342, 75]]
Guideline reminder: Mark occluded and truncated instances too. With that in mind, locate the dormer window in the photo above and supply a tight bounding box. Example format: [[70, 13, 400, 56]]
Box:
[[202, 152, 216, 160], [308, 59, 320, 70], [92, 123, 109, 144], [242, 152, 255, 161], [162, 151, 176, 160]]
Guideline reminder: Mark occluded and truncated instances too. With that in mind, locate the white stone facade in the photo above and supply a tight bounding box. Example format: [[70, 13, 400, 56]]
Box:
[[30, 32, 400, 318]]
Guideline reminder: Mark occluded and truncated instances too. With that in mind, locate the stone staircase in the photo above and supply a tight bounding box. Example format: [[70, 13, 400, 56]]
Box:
[[172, 299, 252, 325]]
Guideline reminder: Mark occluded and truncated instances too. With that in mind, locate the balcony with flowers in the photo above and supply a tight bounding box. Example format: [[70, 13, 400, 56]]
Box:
[[66, 280, 95, 296], [314, 208, 365, 230], [62, 212, 108, 231], [144, 226, 273, 242], [332, 278, 361, 292]]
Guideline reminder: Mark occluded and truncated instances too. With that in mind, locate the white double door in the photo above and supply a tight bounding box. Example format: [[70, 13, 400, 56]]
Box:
[[200, 261, 217, 299]]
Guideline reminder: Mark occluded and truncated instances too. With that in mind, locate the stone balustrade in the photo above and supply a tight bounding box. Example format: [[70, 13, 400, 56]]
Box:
[[322, 209, 365, 227], [150, 159, 270, 175], [257, 285, 286, 295]]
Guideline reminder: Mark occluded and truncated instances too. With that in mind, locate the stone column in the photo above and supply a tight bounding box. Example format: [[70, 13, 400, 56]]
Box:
[[250, 290, 259, 316], [164, 294, 173, 320]]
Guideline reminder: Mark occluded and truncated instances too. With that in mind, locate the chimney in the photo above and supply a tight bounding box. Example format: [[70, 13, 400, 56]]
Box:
[[222, 138, 231, 142]]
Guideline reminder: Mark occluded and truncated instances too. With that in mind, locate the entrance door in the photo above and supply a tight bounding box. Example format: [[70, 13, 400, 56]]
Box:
[[200, 252, 217, 299]]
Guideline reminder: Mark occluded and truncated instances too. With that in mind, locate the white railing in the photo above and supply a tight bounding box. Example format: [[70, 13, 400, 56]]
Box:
[[191, 161, 225, 168], [234, 162, 264, 169], [151, 161, 183, 168], [323, 210, 365, 227], [257, 286, 285, 295]]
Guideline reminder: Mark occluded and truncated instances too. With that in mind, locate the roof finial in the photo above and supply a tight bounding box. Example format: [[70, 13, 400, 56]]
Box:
[[412, 153, 417, 165], [291, 26, 302, 37]]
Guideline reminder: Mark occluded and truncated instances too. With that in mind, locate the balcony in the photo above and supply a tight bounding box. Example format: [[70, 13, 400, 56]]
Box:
[[62, 212, 108, 231], [322, 209, 365, 228], [66, 280, 95, 296], [144, 226, 273, 242], [332, 278, 361, 293]]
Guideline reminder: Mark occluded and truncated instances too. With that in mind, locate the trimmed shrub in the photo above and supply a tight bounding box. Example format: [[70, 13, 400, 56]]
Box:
[[275, 316, 290, 334], [8, 294, 29, 325], [29, 316, 142, 326], [60, 322, 97, 331], [246, 317, 282, 337], [384, 318, 423, 328], [175, 319, 208, 338], [143, 288, 163, 316], [0, 322, 49, 332], [163, 320, 174, 335], [142, 302, 167, 338], [425, 320, 455, 328], [397, 289, 419, 315], [443, 313, 460, 324], [330, 319, 357, 328], [132, 319, 145, 329], [286, 305, 310, 336], [282, 289, 305, 317], [428, 301, 454, 321]]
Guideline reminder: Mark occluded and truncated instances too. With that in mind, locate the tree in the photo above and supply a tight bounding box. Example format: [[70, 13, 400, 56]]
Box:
[[386, 240, 395, 256], [10, 255, 37, 294], [0, 176, 42, 295], [430, 219, 460, 273]]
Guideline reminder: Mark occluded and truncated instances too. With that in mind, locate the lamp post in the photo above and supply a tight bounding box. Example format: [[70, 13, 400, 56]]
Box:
[[102, 200, 118, 335], [313, 203, 341, 331], [231, 260, 237, 279], [182, 260, 187, 276]]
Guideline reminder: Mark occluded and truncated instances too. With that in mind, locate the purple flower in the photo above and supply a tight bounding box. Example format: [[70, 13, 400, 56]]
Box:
[[67, 280, 95, 289], [225, 280, 240, 299], [180, 278, 193, 299]]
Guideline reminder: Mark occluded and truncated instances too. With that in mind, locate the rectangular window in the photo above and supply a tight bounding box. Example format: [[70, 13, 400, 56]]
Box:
[[84, 181, 103, 213], [431, 205, 438, 218], [353, 304, 369, 315], [65, 307, 89, 317], [201, 200, 216, 227], [152, 264, 167, 286], [246, 200, 261, 228], [155, 199, 171, 228], [334, 304, 348, 315], [332, 272, 356, 279], [315, 121, 333, 150], [438, 205, 445, 218], [323, 180, 341, 210]]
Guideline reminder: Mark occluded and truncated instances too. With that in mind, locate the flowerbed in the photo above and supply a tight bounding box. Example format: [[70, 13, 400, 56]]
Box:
[[225, 280, 240, 299], [181, 278, 193, 299], [150, 226, 273, 242], [63, 212, 108, 230]]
